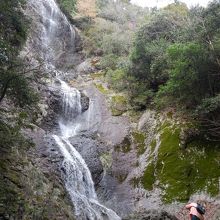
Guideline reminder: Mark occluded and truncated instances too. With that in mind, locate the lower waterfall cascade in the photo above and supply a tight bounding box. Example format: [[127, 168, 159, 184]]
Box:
[[53, 80, 121, 220]]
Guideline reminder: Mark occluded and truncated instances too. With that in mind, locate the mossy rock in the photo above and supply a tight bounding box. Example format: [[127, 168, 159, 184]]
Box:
[[132, 131, 146, 156], [141, 122, 220, 203], [141, 162, 156, 190], [94, 83, 109, 94], [114, 137, 131, 153], [150, 139, 157, 153], [90, 72, 104, 80], [111, 95, 128, 116], [100, 153, 112, 169]]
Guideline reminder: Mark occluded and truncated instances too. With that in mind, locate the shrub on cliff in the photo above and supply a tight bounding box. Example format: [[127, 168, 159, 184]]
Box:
[[0, 0, 38, 107], [57, 0, 77, 17]]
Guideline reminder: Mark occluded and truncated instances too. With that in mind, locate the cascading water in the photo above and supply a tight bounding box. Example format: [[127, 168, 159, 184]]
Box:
[[26, 0, 76, 67], [26, 0, 121, 219], [53, 80, 121, 220], [60, 80, 82, 120]]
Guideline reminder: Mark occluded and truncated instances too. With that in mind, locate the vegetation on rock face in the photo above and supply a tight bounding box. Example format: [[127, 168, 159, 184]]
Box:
[[94, 83, 109, 94], [78, 0, 220, 140], [0, 2, 50, 218], [0, 0, 38, 107], [0, 122, 75, 219], [110, 95, 128, 116], [132, 131, 146, 155], [57, 0, 77, 17], [1, 0, 220, 217], [114, 136, 131, 153], [127, 1, 220, 139], [75, 1, 220, 204], [141, 121, 220, 203]]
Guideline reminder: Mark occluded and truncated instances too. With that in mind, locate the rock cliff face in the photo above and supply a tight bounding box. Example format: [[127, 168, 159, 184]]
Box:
[[0, 125, 76, 219]]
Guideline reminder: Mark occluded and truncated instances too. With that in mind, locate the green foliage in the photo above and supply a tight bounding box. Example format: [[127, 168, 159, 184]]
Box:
[[105, 68, 128, 91], [99, 54, 119, 70], [196, 94, 220, 116], [120, 1, 220, 138], [141, 162, 155, 190], [132, 131, 146, 155], [157, 43, 211, 107], [98, 0, 147, 25], [0, 0, 28, 50], [195, 94, 220, 140], [164, 1, 188, 16], [86, 0, 220, 138], [128, 80, 154, 110], [127, 9, 189, 108], [110, 95, 128, 116], [57, 0, 77, 17], [0, 0, 38, 107]]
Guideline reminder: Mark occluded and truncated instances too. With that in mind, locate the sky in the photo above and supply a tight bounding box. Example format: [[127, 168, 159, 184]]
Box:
[[130, 0, 210, 8]]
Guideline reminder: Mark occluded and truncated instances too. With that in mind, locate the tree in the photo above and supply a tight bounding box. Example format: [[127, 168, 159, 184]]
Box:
[[127, 9, 188, 108], [0, 0, 38, 107], [157, 43, 213, 107]]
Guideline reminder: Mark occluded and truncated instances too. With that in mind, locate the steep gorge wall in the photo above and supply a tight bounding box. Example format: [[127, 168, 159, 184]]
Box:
[[1, 0, 220, 219]]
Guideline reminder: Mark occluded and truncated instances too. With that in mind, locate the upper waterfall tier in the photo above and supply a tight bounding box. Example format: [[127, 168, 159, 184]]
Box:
[[25, 0, 77, 68]]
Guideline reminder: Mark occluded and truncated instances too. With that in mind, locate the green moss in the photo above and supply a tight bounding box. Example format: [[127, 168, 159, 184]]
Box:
[[110, 95, 128, 116], [159, 124, 220, 202], [140, 121, 220, 203], [150, 139, 157, 153], [114, 137, 131, 153], [111, 108, 123, 116], [94, 83, 109, 94], [90, 72, 104, 80], [141, 162, 155, 190], [157, 121, 172, 132], [132, 131, 146, 155]]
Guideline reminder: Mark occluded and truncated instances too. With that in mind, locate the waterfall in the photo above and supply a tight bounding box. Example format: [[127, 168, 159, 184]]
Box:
[[26, 0, 76, 67], [53, 135, 121, 220], [60, 80, 82, 120], [26, 0, 121, 219], [54, 80, 121, 220]]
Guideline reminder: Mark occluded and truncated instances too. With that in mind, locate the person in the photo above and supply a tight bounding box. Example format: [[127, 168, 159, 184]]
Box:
[[185, 202, 204, 220]]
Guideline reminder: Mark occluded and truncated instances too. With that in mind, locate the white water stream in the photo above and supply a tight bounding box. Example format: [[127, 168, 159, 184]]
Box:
[[53, 80, 120, 219], [27, 0, 121, 219], [27, 0, 76, 67]]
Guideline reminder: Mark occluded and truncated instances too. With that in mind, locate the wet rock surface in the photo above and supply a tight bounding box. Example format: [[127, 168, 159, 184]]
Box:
[[40, 90, 62, 130], [69, 133, 104, 186], [80, 91, 90, 112]]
